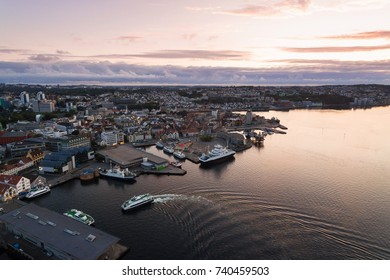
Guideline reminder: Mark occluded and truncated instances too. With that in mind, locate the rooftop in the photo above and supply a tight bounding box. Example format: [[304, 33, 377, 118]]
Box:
[[0, 203, 120, 260], [97, 144, 167, 167]]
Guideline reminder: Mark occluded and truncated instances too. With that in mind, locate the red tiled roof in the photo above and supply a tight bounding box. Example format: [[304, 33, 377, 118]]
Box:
[[0, 183, 13, 195], [0, 174, 23, 185]]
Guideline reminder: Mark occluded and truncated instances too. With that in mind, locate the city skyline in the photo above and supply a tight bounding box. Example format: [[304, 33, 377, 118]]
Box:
[[1, 0, 390, 85]]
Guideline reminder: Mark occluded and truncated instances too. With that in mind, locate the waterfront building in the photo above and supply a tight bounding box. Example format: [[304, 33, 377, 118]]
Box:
[[39, 147, 93, 174], [0, 157, 34, 175], [0, 174, 31, 194], [97, 144, 168, 169], [128, 132, 152, 143], [0, 184, 17, 201], [0, 203, 123, 259]]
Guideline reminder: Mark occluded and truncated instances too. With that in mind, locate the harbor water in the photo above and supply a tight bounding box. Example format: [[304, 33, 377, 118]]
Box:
[[33, 107, 390, 259]]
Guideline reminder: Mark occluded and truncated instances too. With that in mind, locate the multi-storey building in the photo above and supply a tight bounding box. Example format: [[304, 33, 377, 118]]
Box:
[[9, 140, 46, 158], [45, 135, 91, 152], [101, 130, 125, 146], [0, 174, 31, 194], [32, 100, 56, 113]]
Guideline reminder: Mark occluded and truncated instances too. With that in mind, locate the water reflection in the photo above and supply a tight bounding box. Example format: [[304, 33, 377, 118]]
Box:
[[198, 157, 235, 179]]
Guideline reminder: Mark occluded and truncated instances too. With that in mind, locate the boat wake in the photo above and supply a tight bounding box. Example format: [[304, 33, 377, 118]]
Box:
[[152, 194, 211, 204]]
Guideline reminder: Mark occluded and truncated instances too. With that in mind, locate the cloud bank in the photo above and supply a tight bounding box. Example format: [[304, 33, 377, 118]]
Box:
[[1, 59, 389, 85]]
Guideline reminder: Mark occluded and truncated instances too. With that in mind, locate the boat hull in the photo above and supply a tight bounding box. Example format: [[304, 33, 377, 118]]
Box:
[[63, 209, 95, 226], [121, 199, 154, 212], [199, 154, 235, 166], [24, 187, 50, 199], [98, 172, 136, 182]]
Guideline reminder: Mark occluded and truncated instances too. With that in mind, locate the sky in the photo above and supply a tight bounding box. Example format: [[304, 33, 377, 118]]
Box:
[[1, 0, 390, 85]]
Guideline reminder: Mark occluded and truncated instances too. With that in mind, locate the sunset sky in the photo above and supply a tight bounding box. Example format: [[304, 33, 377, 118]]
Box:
[[1, 0, 390, 85]]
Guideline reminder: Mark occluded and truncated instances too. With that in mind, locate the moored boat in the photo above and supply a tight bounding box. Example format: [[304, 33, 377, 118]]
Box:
[[199, 144, 236, 165], [163, 146, 174, 154], [25, 185, 51, 199], [170, 160, 182, 168], [121, 194, 154, 211], [98, 165, 136, 182], [63, 209, 95, 226], [156, 141, 164, 149], [173, 150, 186, 159]]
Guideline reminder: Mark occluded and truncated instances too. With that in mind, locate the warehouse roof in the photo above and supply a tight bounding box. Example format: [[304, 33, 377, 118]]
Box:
[[0, 203, 120, 260]]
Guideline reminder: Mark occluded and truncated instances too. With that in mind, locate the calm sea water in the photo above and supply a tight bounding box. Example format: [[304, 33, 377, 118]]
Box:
[[34, 107, 390, 259]]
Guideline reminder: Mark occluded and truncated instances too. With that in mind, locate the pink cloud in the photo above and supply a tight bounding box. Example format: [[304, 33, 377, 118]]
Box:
[[116, 35, 142, 42], [323, 30, 390, 40], [282, 44, 390, 53], [91, 49, 251, 60], [181, 33, 197, 41], [224, 0, 311, 16]]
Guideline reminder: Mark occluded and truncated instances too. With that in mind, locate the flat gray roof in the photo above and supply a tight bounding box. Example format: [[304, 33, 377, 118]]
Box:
[[0, 203, 120, 260], [97, 145, 167, 166]]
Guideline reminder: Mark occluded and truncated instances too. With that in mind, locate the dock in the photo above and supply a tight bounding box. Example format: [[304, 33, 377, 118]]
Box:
[[137, 165, 187, 176], [184, 152, 200, 164]]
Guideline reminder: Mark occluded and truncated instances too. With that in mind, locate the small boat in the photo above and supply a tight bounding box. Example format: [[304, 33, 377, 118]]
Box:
[[163, 146, 174, 154], [63, 209, 95, 226], [170, 161, 182, 168], [173, 150, 186, 159], [25, 185, 51, 199], [121, 194, 154, 211], [156, 141, 164, 149]]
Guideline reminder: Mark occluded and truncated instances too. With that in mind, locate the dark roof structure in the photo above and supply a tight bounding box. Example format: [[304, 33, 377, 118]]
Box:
[[0, 203, 120, 259]]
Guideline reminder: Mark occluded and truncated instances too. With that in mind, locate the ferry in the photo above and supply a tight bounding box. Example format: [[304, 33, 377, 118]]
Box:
[[63, 209, 95, 226], [99, 165, 136, 182], [25, 185, 51, 199], [199, 144, 236, 165], [121, 194, 154, 211]]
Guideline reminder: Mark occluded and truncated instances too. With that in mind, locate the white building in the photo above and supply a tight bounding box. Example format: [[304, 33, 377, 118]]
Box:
[[37, 91, 46, 101], [0, 174, 31, 194], [101, 131, 125, 146], [20, 91, 30, 105]]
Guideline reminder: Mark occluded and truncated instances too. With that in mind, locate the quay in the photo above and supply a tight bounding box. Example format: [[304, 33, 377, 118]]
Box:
[[137, 165, 187, 176], [225, 123, 288, 132], [184, 152, 200, 164], [41, 144, 189, 188]]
